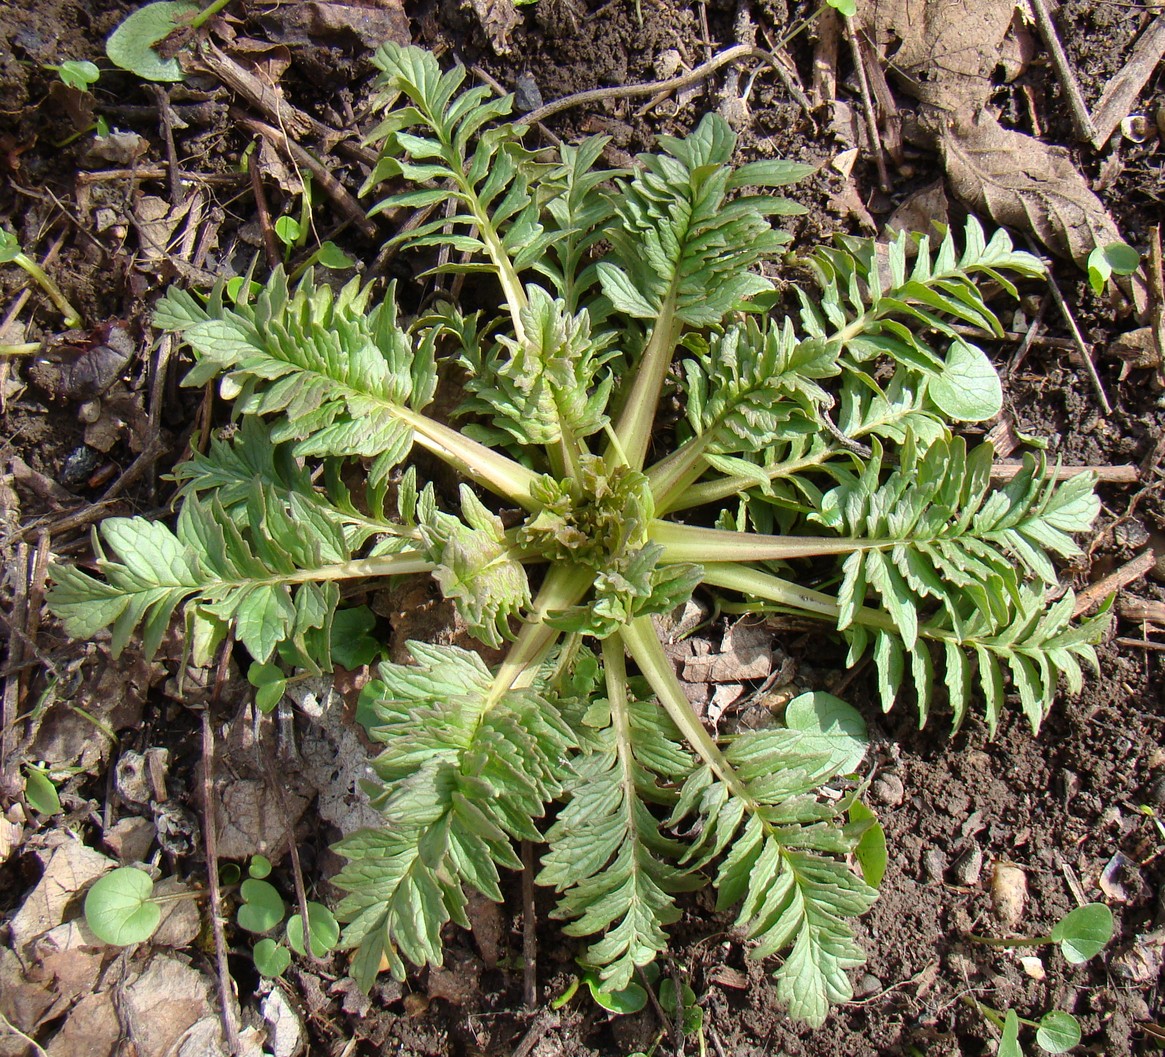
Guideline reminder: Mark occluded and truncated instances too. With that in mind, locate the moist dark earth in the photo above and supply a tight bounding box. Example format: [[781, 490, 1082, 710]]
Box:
[[2, 1, 1164, 1055]]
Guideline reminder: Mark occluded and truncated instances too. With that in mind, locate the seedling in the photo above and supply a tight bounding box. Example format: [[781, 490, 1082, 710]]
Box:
[[0, 229, 83, 328], [233, 856, 338, 973], [272, 175, 358, 279], [49, 45, 1108, 1026], [22, 764, 62, 815], [106, 0, 231, 83], [1086, 241, 1140, 296], [44, 60, 101, 92], [971, 902, 1114, 964], [84, 866, 165, 945], [962, 999, 1083, 1056]]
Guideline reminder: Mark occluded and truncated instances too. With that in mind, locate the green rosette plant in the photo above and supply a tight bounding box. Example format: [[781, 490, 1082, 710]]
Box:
[[47, 44, 1108, 1026]]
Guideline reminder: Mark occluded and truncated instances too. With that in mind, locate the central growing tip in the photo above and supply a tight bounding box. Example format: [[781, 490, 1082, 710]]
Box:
[[518, 454, 656, 569]]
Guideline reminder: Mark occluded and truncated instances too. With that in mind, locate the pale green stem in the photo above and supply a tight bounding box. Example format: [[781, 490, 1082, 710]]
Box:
[[618, 616, 756, 807], [12, 252, 82, 328], [601, 635, 637, 815], [650, 520, 880, 564], [610, 298, 680, 472], [471, 212, 528, 344], [699, 562, 961, 646], [698, 562, 858, 624], [283, 552, 432, 583], [662, 449, 837, 514], [485, 563, 593, 706], [400, 407, 541, 510], [190, 0, 233, 29], [645, 434, 713, 514]]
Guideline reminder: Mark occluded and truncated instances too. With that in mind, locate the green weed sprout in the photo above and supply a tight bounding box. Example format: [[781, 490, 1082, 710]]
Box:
[[971, 902, 1114, 964], [48, 45, 1109, 1026], [0, 229, 83, 328]]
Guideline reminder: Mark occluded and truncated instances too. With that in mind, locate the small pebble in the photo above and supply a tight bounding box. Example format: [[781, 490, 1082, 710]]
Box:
[[871, 773, 905, 807], [514, 72, 543, 113], [922, 848, 947, 883], [853, 973, 883, 998], [951, 845, 984, 886], [990, 861, 1028, 927]]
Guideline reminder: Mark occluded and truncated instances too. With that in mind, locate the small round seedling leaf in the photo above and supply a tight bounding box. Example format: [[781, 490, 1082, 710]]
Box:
[[1050, 902, 1113, 964], [330, 606, 381, 668], [929, 340, 1003, 422], [249, 854, 272, 879], [23, 765, 61, 815], [106, 2, 198, 83], [236, 878, 285, 934], [286, 902, 339, 958], [827, 0, 857, 14], [247, 661, 287, 714], [658, 979, 703, 1035], [56, 60, 101, 91], [1036, 1010, 1082, 1054], [218, 862, 241, 886], [253, 938, 291, 977], [582, 971, 647, 1015], [0, 230, 22, 263], [274, 216, 301, 247], [226, 276, 260, 304], [1101, 241, 1141, 276], [313, 242, 357, 271], [849, 799, 888, 888], [85, 867, 162, 946]]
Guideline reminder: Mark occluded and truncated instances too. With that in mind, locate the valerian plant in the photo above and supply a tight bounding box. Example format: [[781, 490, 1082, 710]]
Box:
[[48, 45, 1109, 1026]]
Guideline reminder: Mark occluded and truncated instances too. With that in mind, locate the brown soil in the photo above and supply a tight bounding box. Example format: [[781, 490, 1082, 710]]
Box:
[[2, 0, 1164, 1055]]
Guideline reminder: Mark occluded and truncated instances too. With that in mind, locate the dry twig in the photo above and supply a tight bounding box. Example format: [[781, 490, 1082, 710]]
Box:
[[523, 44, 809, 127], [521, 839, 538, 1009], [1146, 223, 1165, 390], [1089, 15, 1165, 150], [843, 18, 891, 194], [236, 114, 377, 240], [1073, 549, 1157, 616], [201, 709, 242, 1055], [1028, 0, 1097, 143]]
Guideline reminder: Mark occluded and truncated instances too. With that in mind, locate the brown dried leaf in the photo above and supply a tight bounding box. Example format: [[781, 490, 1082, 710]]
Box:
[[9, 838, 113, 956], [859, 0, 1017, 111], [464, 0, 521, 54], [941, 111, 1124, 268]]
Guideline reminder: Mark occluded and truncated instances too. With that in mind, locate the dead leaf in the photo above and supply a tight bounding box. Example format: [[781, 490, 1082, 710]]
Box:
[[29, 321, 137, 403], [214, 779, 310, 861], [886, 180, 950, 237], [29, 650, 153, 771], [941, 110, 1125, 269], [261, 987, 305, 1057], [682, 622, 772, 683], [150, 878, 203, 948], [426, 951, 481, 1005], [103, 816, 157, 863], [1110, 927, 1165, 983], [860, 0, 1017, 111], [0, 945, 58, 1044], [465, 889, 503, 969], [45, 990, 121, 1057], [1109, 326, 1161, 378], [9, 838, 113, 958], [122, 955, 221, 1057], [464, 0, 521, 54], [258, 2, 409, 49], [1100, 850, 1152, 904]]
